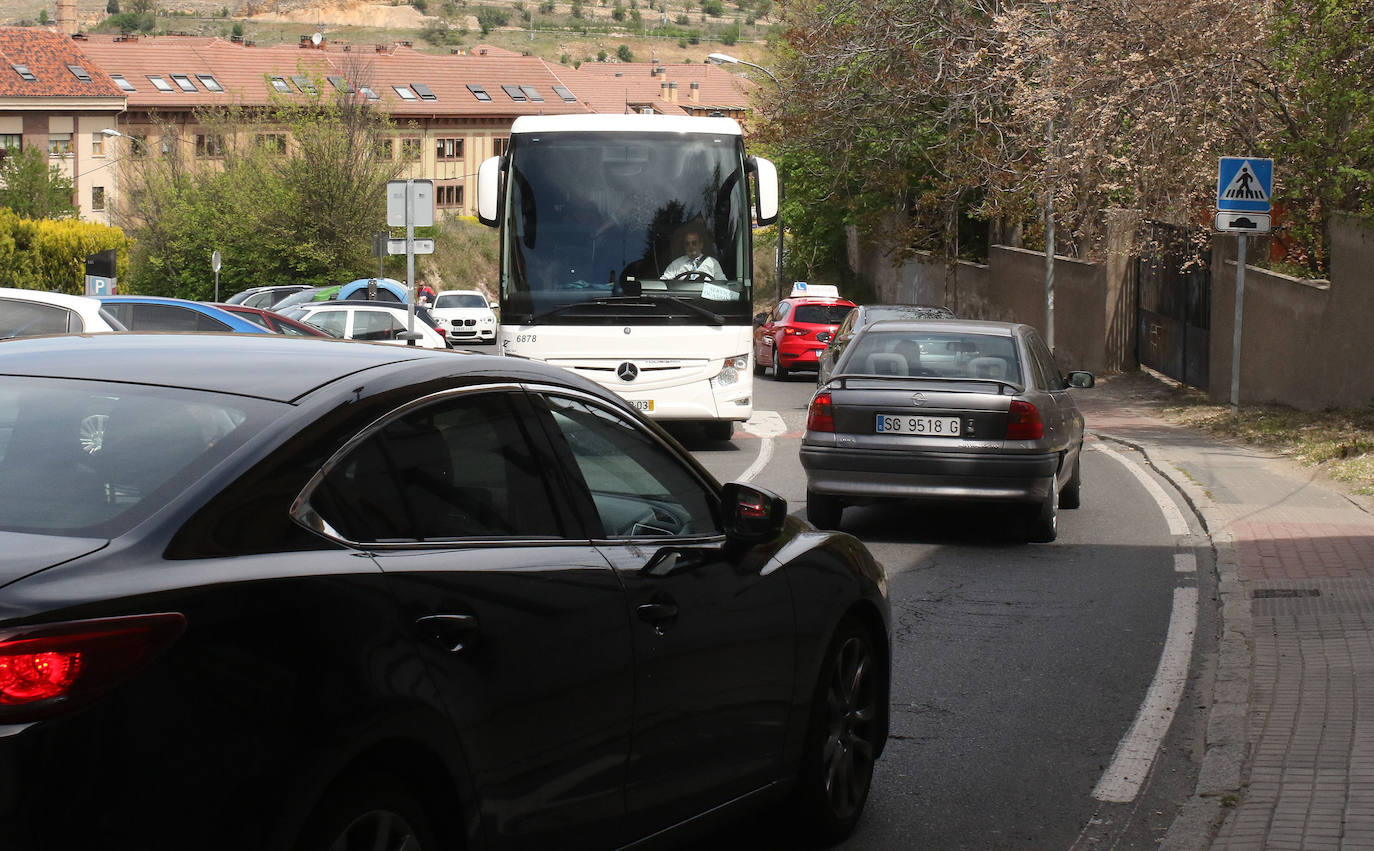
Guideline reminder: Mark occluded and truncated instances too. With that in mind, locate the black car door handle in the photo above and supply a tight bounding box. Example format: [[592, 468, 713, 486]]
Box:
[[636, 601, 678, 633], [416, 614, 479, 652]]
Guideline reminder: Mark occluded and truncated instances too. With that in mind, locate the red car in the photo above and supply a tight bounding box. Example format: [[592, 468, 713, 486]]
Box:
[[215, 303, 335, 337], [753, 287, 856, 380]]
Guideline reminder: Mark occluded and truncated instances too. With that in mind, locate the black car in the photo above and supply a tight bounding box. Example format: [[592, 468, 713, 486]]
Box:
[[817, 303, 955, 384], [0, 333, 890, 851]]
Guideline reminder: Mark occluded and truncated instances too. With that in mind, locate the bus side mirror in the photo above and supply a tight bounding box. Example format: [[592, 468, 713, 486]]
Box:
[[749, 156, 778, 225], [477, 156, 502, 227]]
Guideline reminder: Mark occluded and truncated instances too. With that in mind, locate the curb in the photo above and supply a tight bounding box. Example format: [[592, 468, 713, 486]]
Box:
[[1090, 430, 1251, 850]]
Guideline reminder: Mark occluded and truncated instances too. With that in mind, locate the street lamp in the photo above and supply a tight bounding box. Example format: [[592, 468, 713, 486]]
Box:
[[100, 128, 124, 137], [709, 52, 786, 300]]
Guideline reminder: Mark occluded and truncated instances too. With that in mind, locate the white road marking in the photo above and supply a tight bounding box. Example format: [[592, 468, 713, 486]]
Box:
[[735, 411, 785, 484], [1174, 553, 1197, 574], [1092, 587, 1198, 803], [1090, 443, 1192, 536], [737, 431, 774, 484]]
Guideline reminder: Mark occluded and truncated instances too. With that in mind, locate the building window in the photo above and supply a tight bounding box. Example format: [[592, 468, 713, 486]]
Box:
[[160, 133, 180, 157], [375, 137, 394, 160], [492, 137, 508, 157], [269, 76, 291, 93], [196, 134, 225, 157], [111, 74, 135, 91], [255, 133, 287, 155], [400, 137, 422, 161], [91, 132, 106, 157], [148, 76, 174, 92], [129, 134, 148, 157], [196, 74, 223, 92], [170, 74, 198, 92], [393, 86, 418, 101], [436, 184, 464, 208], [0, 134, 20, 154], [91, 186, 105, 211], [48, 134, 73, 156], [466, 84, 491, 102], [435, 137, 463, 160]]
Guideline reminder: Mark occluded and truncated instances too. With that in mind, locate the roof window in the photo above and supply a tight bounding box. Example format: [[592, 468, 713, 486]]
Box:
[[519, 85, 544, 102], [411, 82, 437, 101], [111, 74, 136, 92], [269, 76, 291, 93], [291, 75, 316, 93], [328, 76, 355, 93], [359, 86, 380, 101], [552, 84, 577, 102], [467, 84, 492, 102], [501, 84, 526, 102], [392, 86, 418, 101], [196, 74, 223, 92], [11, 65, 36, 82], [67, 65, 92, 82], [170, 74, 197, 92], [148, 75, 174, 92]]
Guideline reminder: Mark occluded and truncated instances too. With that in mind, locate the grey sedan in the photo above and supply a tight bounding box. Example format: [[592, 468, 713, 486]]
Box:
[[800, 319, 1093, 542]]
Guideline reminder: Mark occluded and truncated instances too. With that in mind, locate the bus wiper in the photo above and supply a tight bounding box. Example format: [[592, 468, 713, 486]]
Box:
[[529, 295, 723, 325], [640, 293, 724, 325]]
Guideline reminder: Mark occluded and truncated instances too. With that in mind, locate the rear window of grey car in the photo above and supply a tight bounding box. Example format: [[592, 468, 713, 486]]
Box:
[[846, 330, 1023, 382]]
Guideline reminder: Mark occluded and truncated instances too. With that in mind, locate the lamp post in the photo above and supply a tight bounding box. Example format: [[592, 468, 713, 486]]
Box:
[[708, 52, 786, 301]]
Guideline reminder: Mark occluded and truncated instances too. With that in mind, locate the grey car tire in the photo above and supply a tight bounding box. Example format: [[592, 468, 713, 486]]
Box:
[[1059, 451, 1082, 510], [806, 489, 843, 529], [1027, 475, 1060, 542]]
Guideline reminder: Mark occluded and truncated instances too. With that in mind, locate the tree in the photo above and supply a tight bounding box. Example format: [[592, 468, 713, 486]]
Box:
[[0, 147, 77, 220], [617, 44, 633, 61], [118, 62, 399, 299]]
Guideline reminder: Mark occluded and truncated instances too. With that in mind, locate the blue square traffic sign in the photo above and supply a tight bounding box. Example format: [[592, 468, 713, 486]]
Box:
[[1217, 158, 1273, 213]]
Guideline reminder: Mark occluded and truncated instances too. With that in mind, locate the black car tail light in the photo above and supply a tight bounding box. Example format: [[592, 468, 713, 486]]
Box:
[[807, 392, 835, 433], [0, 613, 186, 722], [1006, 400, 1044, 440]]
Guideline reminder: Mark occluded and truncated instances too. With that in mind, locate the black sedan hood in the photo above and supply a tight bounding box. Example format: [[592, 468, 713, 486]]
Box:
[[0, 531, 108, 587]]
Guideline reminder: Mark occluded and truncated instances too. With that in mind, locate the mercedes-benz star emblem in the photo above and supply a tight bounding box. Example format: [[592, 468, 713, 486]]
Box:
[[617, 362, 639, 382], [911, 392, 926, 406]]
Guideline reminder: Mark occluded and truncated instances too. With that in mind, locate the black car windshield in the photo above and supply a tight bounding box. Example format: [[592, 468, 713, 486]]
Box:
[[0, 377, 278, 536], [502, 131, 753, 325], [844, 331, 1023, 382]]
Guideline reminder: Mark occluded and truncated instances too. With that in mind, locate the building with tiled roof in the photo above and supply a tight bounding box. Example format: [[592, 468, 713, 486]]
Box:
[[570, 60, 756, 120], [0, 26, 125, 225]]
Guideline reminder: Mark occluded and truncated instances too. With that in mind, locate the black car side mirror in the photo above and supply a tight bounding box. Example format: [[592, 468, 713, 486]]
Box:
[[721, 482, 787, 543]]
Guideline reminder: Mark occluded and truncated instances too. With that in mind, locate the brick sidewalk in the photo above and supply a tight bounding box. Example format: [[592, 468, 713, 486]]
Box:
[[1076, 374, 1374, 850]]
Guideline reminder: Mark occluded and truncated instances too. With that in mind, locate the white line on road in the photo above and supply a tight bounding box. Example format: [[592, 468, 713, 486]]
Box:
[[1090, 443, 1192, 536], [1092, 586, 1198, 803], [735, 411, 785, 484], [1174, 553, 1197, 574]]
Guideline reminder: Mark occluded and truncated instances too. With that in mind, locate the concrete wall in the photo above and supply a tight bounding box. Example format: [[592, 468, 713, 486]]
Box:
[[1209, 217, 1374, 409]]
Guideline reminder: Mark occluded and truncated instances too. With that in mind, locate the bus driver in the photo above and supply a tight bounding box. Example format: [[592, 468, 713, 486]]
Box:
[[661, 230, 724, 280]]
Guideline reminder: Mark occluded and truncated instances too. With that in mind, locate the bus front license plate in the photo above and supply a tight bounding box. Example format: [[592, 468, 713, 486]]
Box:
[[632, 400, 654, 412], [875, 414, 960, 436]]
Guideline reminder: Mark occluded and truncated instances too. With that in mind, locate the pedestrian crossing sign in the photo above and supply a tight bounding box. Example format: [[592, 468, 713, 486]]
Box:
[[1217, 157, 1273, 213]]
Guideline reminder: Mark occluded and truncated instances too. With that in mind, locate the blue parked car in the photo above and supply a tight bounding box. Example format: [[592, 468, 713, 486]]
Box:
[[97, 296, 273, 334], [274, 279, 409, 311]]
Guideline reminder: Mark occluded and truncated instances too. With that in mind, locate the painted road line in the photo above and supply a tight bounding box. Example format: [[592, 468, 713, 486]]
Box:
[[735, 411, 785, 484], [1091, 444, 1192, 536], [1174, 553, 1197, 574], [1092, 586, 1199, 803]]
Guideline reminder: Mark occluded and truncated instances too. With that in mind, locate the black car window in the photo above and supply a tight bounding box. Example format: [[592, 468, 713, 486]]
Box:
[[542, 395, 718, 539], [313, 391, 564, 542], [772, 302, 790, 321], [0, 379, 257, 535], [794, 304, 853, 324], [119, 303, 232, 332], [835, 309, 857, 337], [0, 299, 77, 337]]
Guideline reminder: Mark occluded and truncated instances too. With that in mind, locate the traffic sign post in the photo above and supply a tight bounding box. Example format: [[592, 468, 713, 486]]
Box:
[[1215, 157, 1275, 416], [211, 250, 222, 302], [386, 180, 434, 344]]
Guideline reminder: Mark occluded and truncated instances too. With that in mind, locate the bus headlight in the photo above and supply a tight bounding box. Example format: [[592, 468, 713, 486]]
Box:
[[711, 354, 749, 389]]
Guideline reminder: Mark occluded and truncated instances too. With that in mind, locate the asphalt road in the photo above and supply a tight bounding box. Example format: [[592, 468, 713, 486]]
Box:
[[672, 374, 1218, 850]]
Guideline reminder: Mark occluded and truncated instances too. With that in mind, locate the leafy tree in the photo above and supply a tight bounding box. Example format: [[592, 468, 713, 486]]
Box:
[[475, 7, 508, 33], [125, 0, 155, 13], [0, 147, 77, 220], [0, 210, 129, 293], [38, 9, 49, 24], [617, 44, 633, 61], [118, 64, 399, 299], [106, 0, 119, 13]]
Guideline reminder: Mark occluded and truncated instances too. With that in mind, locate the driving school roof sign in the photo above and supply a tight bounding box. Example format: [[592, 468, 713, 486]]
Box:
[[1215, 157, 1274, 233]]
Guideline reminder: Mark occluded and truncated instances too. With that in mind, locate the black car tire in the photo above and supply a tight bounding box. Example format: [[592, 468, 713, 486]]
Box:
[[754, 354, 766, 376], [298, 770, 441, 851], [806, 489, 843, 530], [704, 420, 734, 441], [1027, 475, 1060, 542], [786, 617, 880, 844], [772, 344, 789, 380], [1059, 451, 1082, 510]]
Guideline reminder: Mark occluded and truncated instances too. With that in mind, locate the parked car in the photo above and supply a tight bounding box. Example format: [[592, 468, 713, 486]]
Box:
[[0, 332, 890, 851], [215, 303, 335, 337], [98, 295, 273, 333], [224, 284, 314, 309], [817, 303, 956, 384], [281, 300, 449, 348], [800, 319, 1094, 542], [430, 289, 498, 345], [0, 287, 126, 338], [275, 279, 408, 311], [753, 286, 857, 380]]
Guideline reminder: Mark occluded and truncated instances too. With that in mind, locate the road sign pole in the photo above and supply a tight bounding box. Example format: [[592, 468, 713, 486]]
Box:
[[1230, 235, 1247, 417], [406, 180, 417, 345]]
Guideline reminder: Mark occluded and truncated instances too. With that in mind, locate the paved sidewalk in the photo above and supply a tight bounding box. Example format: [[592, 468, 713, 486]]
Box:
[[1075, 372, 1374, 851]]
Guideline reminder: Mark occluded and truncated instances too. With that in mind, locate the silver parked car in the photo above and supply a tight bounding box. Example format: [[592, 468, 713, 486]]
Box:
[[800, 319, 1093, 542]]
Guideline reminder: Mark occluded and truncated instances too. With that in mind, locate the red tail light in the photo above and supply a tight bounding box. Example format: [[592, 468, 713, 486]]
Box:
[[786, 327, 810, 336], [1006, 400, 1044, 440], [807, 392, 835, 432], [0, 613, 186, 722]]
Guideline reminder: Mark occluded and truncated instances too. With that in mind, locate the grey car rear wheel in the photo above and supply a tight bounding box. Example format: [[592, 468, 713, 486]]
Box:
[[1027, 475, 1059, 542], [1059, 452, 1082, 510], [806, 489, 843, 529]]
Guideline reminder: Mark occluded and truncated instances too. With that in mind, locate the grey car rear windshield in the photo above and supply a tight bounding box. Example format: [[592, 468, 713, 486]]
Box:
[[845, 331, 1023, 383], [0, 377, 276, 536]]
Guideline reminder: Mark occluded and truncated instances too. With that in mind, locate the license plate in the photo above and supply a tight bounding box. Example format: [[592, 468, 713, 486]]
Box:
[[631, 400, 654, 412], [875, 414, 960, 436]]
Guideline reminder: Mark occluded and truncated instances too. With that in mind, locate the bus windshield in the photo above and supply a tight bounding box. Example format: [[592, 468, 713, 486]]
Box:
[[502, 131, 753, 326]]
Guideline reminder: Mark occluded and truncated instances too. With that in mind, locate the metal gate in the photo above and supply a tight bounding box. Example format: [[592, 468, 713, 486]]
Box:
[[1136, 222, 1211, 390]]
